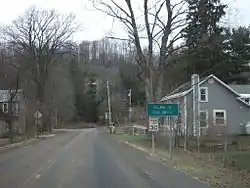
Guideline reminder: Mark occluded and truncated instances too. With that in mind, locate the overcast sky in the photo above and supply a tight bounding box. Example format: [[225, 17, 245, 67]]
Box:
[[0, 0, 249, 41]]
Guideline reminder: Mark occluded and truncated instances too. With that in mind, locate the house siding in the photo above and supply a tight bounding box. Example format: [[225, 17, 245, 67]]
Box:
[[199, 79, 250, 135]]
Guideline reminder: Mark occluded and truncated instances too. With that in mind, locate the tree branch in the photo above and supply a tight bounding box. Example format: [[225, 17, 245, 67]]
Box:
[[159, 0, 173, 63], [144, 0, 153, 66], [92, 1, 134, 33], [171, 0, 188, 21], [151, 1, 165, 33]]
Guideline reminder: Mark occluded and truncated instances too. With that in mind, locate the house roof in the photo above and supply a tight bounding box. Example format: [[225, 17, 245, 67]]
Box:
[[199, 75, 241, 97], [161, 75, 209, 101], [166, 76, 208, 97], [239, 94, 250, 98], [161, 74, 250, 107], [228, 84, 250, 94], [0, 89, 23, 102], [161, 89, 192, 101]]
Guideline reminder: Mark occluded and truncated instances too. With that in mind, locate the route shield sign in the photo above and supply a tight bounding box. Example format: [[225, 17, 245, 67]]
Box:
[[147, 103, 179, 117]]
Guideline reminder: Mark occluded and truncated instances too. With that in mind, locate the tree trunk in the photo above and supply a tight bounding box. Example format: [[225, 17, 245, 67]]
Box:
[[144, 69, 154, 103], [155, 72, 164, 102]]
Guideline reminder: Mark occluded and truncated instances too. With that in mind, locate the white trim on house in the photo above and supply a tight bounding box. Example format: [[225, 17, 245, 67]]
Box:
[[238, 97, 250, 104], [213, 109, 227, 126], [199, 87, 208, 102], [199, 110, 208, 128], [161, 89, 192, 101], [236, 97, 250, 106], [239, 94, 250, 98]]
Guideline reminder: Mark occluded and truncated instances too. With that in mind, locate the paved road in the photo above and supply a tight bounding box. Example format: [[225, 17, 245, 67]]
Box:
[[0, 129, 210, 188]]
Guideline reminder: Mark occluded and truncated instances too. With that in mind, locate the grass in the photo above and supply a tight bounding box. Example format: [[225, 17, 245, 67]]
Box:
[[119, 134, 149, 142], [112, 132, 250, 188], [172, 135, 250, 172], [213, 150, 250, 172]]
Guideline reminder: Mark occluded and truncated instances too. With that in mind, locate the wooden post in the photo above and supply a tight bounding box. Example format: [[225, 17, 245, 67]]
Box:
[[151, 132, 155, 155], [169, 117, 172, 160], [223, 121, 228, 167], [184, 126, 187, 151]]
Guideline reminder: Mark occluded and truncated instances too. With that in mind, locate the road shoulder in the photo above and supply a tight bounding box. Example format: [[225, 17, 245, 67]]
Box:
[[0, 138, 38, 153], [0, 134, 56, 153], [109, 131, 249, 188]]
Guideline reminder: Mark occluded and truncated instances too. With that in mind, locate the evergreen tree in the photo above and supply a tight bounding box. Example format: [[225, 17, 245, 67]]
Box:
[[223, 27, 250, 84], [184, 0, 227, 76]]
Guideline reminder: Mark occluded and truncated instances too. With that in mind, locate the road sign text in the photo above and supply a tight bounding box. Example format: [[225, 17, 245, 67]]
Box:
[[147, 104, 179, 117]]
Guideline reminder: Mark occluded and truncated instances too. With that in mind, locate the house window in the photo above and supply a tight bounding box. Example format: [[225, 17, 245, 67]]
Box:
[[199, 87, 208, 102], [2, 103, 8, 113], [213, 110, 226, 126], [199, 111, 208, 128]]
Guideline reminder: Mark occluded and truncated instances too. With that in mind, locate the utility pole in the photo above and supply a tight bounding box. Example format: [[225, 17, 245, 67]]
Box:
[[107, 80, 112, 131], [128, 88, 134, 134], [128, 89, 132, 123]]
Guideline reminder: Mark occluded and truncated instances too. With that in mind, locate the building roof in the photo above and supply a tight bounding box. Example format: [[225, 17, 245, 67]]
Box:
[[166, 76, 208, 97], [0, 89, 23, 102], [161, 74, 250, 107], [161, 75, 209, 101], [228, 84, 250, 94], [161, 89, 192, 101], [167, 82, 191, 96]]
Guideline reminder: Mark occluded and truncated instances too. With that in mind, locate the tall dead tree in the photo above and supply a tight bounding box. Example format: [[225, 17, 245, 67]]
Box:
[[0, 7, 78, 130], [92, 0, 189, 102]]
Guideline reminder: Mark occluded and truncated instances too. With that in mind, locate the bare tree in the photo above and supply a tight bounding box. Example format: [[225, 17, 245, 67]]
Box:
[[0, 7, 78, 130], [91, 0, 189, 102], [91, 40, 99, 64]]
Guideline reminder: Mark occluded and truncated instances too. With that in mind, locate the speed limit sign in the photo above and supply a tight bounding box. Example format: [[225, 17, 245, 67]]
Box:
[[148, 117, 159, 132]]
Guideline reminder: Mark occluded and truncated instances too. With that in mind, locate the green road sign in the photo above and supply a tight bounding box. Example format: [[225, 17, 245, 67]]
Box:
[[147, 103, 179, 117]]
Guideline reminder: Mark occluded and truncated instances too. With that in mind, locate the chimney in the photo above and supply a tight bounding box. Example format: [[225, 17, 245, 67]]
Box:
[[191, 74, 200, 136]]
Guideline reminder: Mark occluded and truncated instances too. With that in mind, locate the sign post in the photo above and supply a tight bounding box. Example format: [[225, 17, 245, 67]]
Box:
[[34, 110, 42, 138], [148, 117, 158, 154], [147, 103, 179, 156]]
